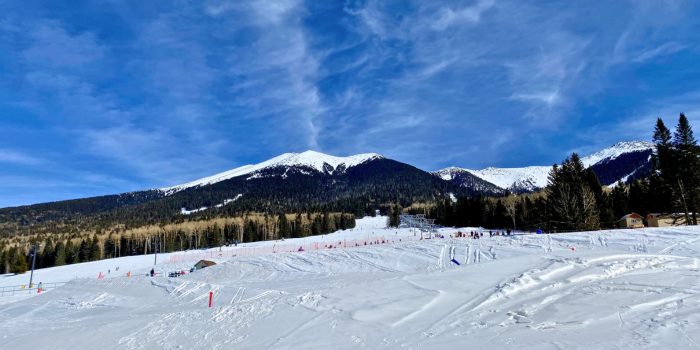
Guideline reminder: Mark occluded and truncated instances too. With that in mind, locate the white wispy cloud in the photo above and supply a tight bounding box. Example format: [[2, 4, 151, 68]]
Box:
[[80, 125, 233, 187], [633, 42, 686, 63], [0, 149, 42, 165], [432, 0, 496, 31], [23, 21, 105, 67]]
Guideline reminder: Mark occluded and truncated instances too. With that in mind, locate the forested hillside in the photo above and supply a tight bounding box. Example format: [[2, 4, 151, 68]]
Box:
[[0, 157, 478, 274], [1, 158, 472, 238], [590, 149, 653, 185]]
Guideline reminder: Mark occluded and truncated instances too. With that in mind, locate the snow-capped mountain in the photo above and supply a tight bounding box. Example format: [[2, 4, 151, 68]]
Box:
[[160, 151, 385, 195], [580, 141, 654, 167], [452, 166, 552, 193], [434, 141, 655, 193], [432, 167, 507, 194]]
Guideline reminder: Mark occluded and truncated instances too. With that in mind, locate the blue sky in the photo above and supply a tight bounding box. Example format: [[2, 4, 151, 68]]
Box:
[[1, 0, 700, 207]]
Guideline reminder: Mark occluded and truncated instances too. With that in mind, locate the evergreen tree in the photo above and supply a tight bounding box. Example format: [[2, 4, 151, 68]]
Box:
[[322, 212, 331, 233], [40, 238, 55, 268], [545, 154, 600, 231], [54, 242, 66, 266], [64, 241, 73, 264], [212, 224, 222, 246], [90, 236, 101, 261], [312, 215, 322, 235], [199, 232, 208, 248], [628, 179, 651, 218], [294, 212, 303, 238], [79, 239, 91, 262], [0, 248, 9, 274], [651, 118, 676, 214], [10, 249, 28, 274], [585, 168, 614, 227], [611, 182, 630, 223], [278, 213, 291, 239], [386, 204, 402, 227], [672, 113, 700, 225], [355, 204, 365, 219]]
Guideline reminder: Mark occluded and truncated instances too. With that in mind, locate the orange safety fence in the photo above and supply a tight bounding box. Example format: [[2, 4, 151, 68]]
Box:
[[160, 235, 420, 263]]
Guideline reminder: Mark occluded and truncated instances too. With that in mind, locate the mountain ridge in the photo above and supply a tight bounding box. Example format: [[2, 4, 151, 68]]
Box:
[[159, 151, 385, 196], [433, 141, 655, 193]]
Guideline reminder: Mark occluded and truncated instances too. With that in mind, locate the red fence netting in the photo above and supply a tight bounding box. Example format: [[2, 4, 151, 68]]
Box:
[[160, 235, 420, 263]]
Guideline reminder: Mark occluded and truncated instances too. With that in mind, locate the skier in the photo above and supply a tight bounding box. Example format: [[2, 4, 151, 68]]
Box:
[[150, 268, 155, 277]]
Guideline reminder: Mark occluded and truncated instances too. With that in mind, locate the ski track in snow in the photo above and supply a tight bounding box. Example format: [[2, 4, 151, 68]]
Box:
[[2, 216, 700, 349]]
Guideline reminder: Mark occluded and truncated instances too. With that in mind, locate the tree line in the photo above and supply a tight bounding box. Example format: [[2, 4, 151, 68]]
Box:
[[1, 212, 356, 275], [415, 113, 699, 232]]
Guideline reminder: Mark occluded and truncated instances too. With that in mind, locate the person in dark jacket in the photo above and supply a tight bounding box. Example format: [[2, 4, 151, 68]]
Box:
[[150, 268, 155, 277]]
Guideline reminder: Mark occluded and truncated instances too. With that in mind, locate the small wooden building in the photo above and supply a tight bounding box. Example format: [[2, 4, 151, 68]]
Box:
[[646, 213, 675, 227], [618, 213, 645, 228], [194, 260, 216, 270]]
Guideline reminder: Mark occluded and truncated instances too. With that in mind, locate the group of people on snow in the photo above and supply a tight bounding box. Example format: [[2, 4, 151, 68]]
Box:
[[465, 228, 513, 239]]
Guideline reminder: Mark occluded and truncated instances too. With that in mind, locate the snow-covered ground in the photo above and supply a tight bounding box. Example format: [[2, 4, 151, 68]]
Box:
[[1, 216, 699, 349]]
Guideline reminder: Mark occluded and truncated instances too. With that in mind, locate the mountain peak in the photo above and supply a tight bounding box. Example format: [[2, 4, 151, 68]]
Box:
[[159, 151, 385, 195], [581, 140, 655, 167]]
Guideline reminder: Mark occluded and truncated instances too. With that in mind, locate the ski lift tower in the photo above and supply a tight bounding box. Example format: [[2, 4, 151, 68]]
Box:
[[400, 214, 437, 239]]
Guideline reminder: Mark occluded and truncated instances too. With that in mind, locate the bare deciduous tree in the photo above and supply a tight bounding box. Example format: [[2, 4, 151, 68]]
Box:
[[581, 186, 599, 230], [502, 195, 518, 229]]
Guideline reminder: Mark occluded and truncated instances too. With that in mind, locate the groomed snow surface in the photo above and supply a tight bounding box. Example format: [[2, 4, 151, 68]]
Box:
[[2, 216, 700, 349]]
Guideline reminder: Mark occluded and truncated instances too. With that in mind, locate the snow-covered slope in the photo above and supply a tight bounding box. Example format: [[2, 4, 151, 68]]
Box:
[[435, 141, 655, 192], [160, 151, 384, 195], [580, 141, 654, 167], [462, 166, 552, 192], [431, 167, 505, 194], [3, 217, 700, 349]]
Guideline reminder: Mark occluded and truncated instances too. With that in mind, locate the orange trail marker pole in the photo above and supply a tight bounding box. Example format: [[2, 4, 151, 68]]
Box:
[[209, 292, 213, 308]]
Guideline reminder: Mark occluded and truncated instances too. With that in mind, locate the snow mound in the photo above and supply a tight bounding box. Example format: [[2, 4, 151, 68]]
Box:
[[160, 151, 384, 195]]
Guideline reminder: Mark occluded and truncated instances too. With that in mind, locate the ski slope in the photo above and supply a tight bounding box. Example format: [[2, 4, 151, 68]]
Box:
[[1, 217, 699, 349]]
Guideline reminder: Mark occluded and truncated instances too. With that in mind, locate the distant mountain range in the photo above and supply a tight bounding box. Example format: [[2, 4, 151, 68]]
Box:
[[0, 141, 655, 235], [432, 141, 654, 193]]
